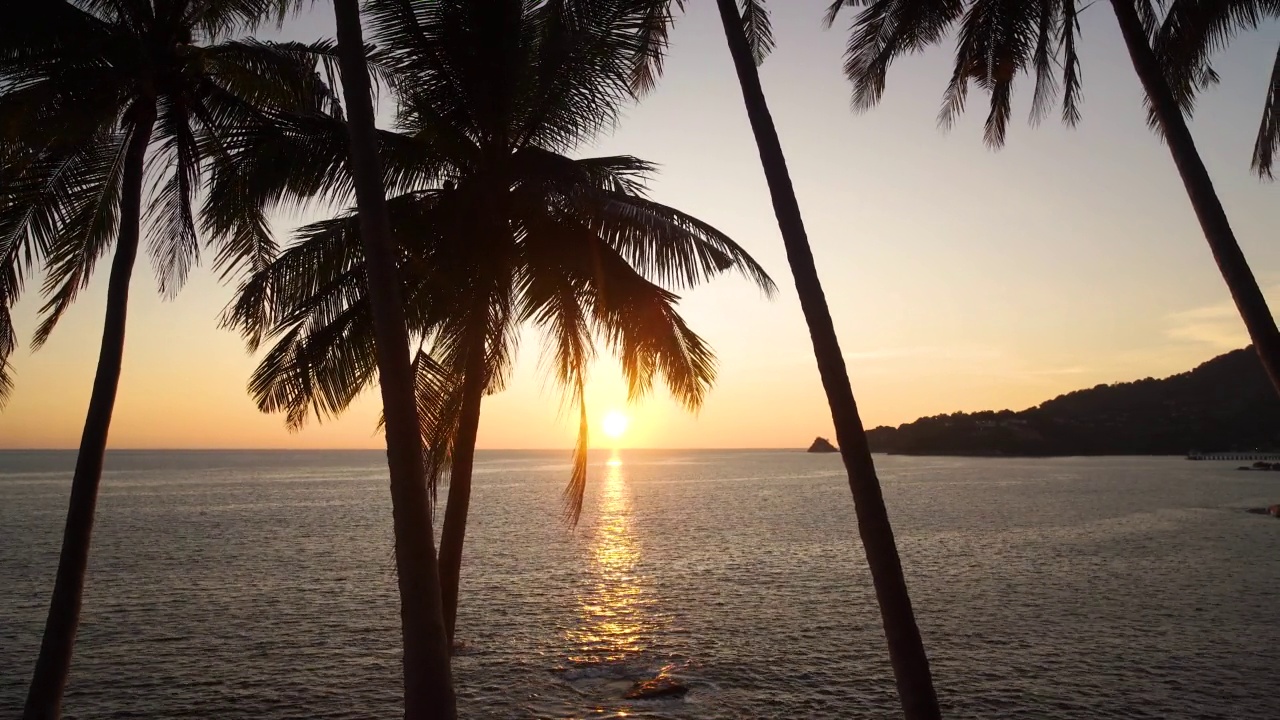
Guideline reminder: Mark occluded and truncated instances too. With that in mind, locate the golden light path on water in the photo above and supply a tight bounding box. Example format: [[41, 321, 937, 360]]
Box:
[[565, 453, 659, 665]]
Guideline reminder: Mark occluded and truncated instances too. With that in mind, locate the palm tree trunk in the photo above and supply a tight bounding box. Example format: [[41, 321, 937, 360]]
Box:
[[713, 1, 940, 718], [1110, 0, 1280, 397], [332, 2, 456, 717], [437, 331, 487, 645], [23, 105, 156, 720]]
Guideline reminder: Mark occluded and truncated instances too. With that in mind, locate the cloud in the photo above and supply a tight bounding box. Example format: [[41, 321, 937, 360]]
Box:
[[844, 345, 1005, 364], [843, 345, 1101, 381], [1163, 296, 1259, 350], [1019, 365, 1094, 376]]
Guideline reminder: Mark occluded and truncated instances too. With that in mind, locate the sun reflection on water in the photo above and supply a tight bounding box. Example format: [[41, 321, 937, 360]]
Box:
[[566, 454, 657, 664]]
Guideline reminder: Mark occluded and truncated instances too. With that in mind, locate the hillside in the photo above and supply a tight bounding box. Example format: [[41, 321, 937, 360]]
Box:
[[866, 347, 1280, 456]]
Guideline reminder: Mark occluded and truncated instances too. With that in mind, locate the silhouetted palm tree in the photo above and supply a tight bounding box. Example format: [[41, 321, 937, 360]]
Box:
[[0, 3, 336, 716], [1156, 0, 1279, 179], [622, 2, 943, 716], [827, 0, 1280, 403], [329, 0, 456, 715], [225, 151, 771, 641], [211, 0, 772, 653]]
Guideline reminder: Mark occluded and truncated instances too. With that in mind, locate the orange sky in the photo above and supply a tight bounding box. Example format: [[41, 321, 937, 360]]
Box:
[[2, 2, 1277, 450]]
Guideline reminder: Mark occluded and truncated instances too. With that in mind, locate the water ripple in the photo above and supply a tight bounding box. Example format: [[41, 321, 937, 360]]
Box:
[[1, 450, 1277, 718]]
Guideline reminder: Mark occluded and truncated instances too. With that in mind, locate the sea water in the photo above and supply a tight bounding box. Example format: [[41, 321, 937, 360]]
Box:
[[1, 450, 1277, 718]]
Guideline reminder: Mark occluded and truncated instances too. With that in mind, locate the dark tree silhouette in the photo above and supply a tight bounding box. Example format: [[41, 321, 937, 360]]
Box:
[[1156, 0, 1280, 179], [620, 2, 943, 716], [827, 0, 1280, 405], [214, 0, 773, 652], [0, 3, 337, 716], [331, 0, 456, 715]]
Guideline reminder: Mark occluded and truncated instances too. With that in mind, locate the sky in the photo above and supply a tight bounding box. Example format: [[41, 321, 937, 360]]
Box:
[[1, 2, 1278, 450]]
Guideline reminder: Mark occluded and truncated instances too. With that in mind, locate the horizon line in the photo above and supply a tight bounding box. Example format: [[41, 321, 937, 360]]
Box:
[[0, 446, 814, 452]]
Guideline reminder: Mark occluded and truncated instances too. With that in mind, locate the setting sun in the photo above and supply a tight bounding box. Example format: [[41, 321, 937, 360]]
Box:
[[601, 411, 629, 439]]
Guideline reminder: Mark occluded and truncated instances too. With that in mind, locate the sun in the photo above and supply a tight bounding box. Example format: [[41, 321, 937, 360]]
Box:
[[601, 410, 629, 439]]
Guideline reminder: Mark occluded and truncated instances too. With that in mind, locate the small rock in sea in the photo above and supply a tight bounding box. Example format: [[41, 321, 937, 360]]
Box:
[[807, 437, 838, 453], [1237, 466, 1252, 471], [624, 676, 689, 700]]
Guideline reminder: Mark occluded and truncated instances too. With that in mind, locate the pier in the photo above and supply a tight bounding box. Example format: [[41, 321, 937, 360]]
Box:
[[1186, 451, 1280, 461]]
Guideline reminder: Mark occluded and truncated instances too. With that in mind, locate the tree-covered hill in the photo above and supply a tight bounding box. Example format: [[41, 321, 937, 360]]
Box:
[[867, 348, 1280, 456]]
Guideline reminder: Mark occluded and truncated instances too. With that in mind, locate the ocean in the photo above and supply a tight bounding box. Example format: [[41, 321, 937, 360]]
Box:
[[1, 450, 1277, 719]]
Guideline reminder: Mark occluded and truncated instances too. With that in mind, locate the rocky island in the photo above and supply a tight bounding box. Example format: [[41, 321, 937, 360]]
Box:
[[807, 437, 838, 453]]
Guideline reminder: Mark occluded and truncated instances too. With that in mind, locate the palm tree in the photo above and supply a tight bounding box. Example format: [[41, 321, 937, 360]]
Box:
[[623, 2, 943, 717], [0, 3, 339, 717], [329, 0, 456, 714], [223, 148, 773, 644], [825, 0, 1280, 404], [209, 0, 773, 653], [1155, 0, 1279, 179]]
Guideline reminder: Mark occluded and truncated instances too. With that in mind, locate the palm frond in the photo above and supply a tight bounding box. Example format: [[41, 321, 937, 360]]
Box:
[[254, 0, 318, 29], [1029, 0, 1058, 125], [0, 305, 15, 407], [17, 133, 130, 348], [204, 109, 460, 281], [202, 141, 278, 283], [193, 37, 427, 285], [362, 0, 445, 79], [1135, 0, 1163, 39], [948, 0, 1041, 147], [520, 212, 717, 410], [516, 0, 667, 152], [740, 0, 775, 66], [73, 0, 141, 22], [0, 148, 78, 315], [629, 0, 681, 95], [519, 250, 596, 409], [836, 0, 1093, 143], [506, 149, 775, 294], [1255, 43, 1280, 178], [483, 287, 520, 395], [583, 235, 718, 410], [200, 39, 345, 117], [563, 380, 590, 526], [510, 147, 657, 196], [582, 192, 776, 295], [183, 0, 288, 39], [0, 115, 125, 375], [1155, 0, 1269, 114], [222, 207, 368, 351], [247, 294, 378, 429], [520, 254, 595, 527], [0, 1, 120, 79], [147, 98, 202, 297], [567, 154, 657, 195], [1156, 0, 1279, 175], [1060, 0, 1083, 126], [363, 0, 494, 148], [828, 0, 965, 112], [0, 70, 126, 152], [1, 0, 386, 360], [411, 348, 466, 501], [227, 189, 462, 433]]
